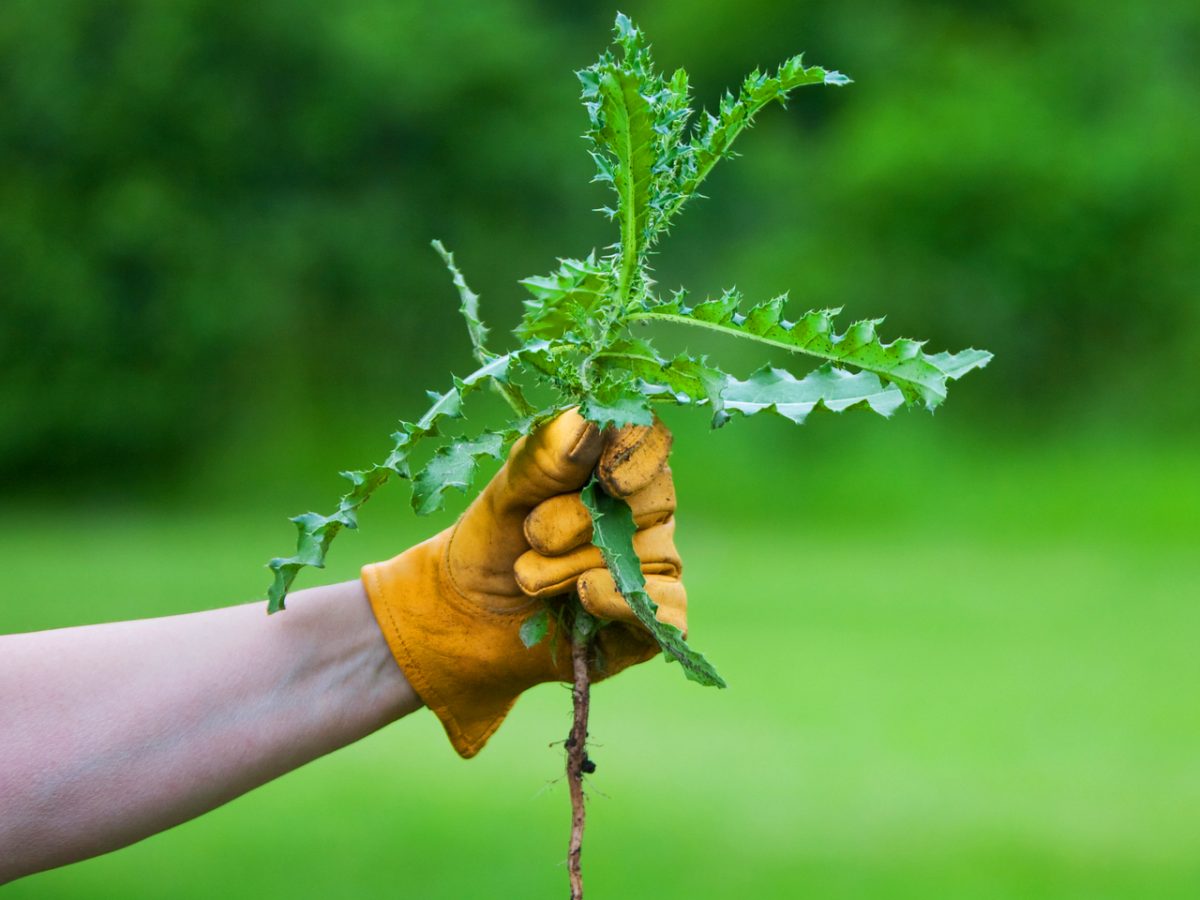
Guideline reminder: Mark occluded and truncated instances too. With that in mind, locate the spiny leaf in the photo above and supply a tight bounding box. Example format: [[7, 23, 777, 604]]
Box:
[[656, 54, 849, 238], [926, 348, 994, 381], [265, 466, 392, 614], [601, 68, 654, 283], [581, 382, 654, 429], [515, 254, 609, 341], [722, 364, 906, 423], [435, 242, 536, 417], [580, 18, 658, 302], [581, 476, 725, 687], [411, 431, 507, 516], [629, 295, 983, 409], [432, 239, 490, 362], [596, 342, 731, 427]]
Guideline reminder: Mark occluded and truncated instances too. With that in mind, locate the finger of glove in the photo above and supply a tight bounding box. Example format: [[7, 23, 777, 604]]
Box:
[[523, 467, 676, 556], [513, 519, 680, 600], [492, 408, 603, 514], [578, 569, 687, 635], [450, 410, 601, 603], [598, 419, 672, 498]]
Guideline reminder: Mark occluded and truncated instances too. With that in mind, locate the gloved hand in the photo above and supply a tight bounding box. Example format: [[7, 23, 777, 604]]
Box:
[[362, 410, 686, 758]]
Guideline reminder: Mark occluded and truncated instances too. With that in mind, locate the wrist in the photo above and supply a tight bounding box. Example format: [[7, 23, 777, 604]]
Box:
[[283, 580, 423, 728]]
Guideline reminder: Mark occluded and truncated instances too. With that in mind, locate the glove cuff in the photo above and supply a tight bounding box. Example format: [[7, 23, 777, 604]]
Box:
[[361, 536, 560, 758]]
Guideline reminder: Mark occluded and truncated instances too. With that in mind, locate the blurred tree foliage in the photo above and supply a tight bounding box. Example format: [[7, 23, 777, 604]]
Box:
[[2, 0, 1197, 486]]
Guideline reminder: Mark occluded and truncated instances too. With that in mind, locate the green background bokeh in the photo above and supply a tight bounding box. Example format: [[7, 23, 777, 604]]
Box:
[[2, 1, 1197, 897]]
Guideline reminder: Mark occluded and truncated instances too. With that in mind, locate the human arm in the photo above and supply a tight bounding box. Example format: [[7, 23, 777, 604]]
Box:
[[0, 580, 420, 884]]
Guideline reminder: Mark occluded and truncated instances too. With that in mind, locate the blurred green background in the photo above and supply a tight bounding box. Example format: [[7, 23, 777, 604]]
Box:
[[2, 0, 1197, 897]]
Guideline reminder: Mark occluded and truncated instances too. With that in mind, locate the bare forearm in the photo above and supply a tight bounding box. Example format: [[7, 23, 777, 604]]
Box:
[[0, 580, 420, 883]]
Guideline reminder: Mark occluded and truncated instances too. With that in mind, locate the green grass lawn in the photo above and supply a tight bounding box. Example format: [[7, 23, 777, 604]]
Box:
[[3, 432, 1197, 898]]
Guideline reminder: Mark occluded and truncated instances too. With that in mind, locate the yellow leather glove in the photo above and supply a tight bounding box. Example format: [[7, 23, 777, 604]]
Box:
[[362, 410, 686, 758]]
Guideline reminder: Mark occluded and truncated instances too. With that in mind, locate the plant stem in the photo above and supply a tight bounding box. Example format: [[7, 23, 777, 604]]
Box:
[[567, 608, 594, 900]]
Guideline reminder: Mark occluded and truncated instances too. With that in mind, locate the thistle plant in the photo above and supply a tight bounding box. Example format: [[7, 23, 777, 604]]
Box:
[[265, 14, 990, 897]]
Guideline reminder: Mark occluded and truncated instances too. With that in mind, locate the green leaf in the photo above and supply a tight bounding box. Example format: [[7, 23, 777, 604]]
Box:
[[519, 607, 551, 649], [435, 240, 536, 418], [411, 431, 506, 516], [722, 364, 905, 424], [432, 239, 490, 362], [581, 388, 654, 429], [600, 67, 654, 287], [580, 19, 658, 303], [596, 343, 731, 427], [580, 477, 726, 688], [657, 54, 849, 238], [630, 296, 980, 410], [927, 348, 994, 381], [515, 254, 609, 342]]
